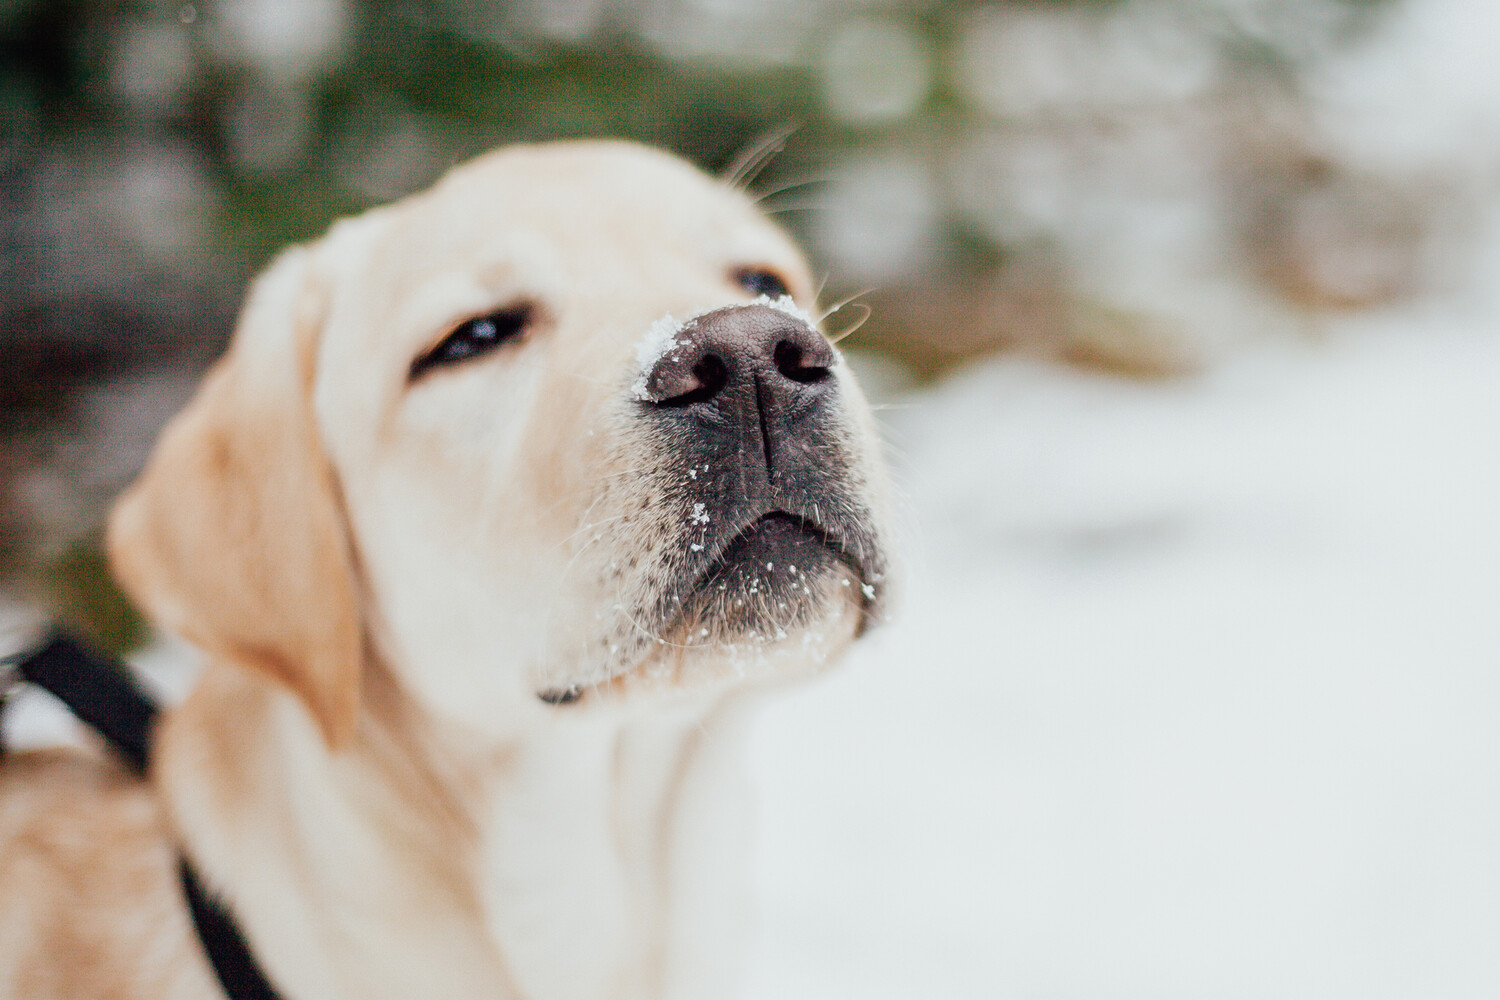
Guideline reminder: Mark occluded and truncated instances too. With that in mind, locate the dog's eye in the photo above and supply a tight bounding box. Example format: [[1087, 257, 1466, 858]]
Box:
[[733, 267, 790, 299], [410, 304, 532, 380]]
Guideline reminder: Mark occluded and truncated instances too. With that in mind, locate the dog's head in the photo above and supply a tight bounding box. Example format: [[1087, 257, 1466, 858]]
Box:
[[108, 141, 892, 745]]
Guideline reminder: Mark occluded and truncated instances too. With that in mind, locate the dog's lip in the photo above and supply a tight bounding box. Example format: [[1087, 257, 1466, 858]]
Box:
[[535, 509, 878, 706], [653, 506, 881, 653], [683, 509, 868, 600]]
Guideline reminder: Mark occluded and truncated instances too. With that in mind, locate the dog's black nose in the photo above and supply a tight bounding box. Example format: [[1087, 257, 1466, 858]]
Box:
[[640, 303, 834, 411]]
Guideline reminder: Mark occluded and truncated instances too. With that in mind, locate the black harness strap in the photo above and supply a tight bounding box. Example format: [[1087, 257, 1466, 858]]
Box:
[[10, 632, 156, 776], [2, 632, 285, 1000], [179, 859, 285, 1000]]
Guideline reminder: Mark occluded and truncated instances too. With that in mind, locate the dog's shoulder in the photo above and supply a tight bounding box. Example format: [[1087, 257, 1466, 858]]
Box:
[[1, 747, 158, 861], [0, 749, 217, 1000]]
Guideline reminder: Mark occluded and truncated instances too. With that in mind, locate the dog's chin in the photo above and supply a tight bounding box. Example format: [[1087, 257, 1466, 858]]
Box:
[[538, 516, 870, 705], [668, 513, 862, 642]]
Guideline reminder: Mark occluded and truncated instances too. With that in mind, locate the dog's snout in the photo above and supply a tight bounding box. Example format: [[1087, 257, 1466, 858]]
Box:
[[643, 304, 833, 410]]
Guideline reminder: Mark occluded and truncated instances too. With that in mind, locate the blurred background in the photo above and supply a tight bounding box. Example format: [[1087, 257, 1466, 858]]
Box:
[[3, 0, 1499, 997], [7, 0, 1491, 627]]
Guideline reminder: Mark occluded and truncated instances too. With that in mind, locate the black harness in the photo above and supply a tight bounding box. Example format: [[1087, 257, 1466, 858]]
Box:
[[2, 633, 284, 1000]]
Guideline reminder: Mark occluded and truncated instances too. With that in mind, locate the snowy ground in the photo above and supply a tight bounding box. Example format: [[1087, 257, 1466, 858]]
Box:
[[744, 9, 1500, 992], [745, 298, 1500, 997]]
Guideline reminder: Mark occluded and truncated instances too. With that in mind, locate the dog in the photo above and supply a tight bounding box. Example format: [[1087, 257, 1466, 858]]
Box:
[[0, 140, 892, 999]]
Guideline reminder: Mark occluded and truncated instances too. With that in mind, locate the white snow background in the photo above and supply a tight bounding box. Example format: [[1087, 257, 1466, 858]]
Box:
[[744, 6, 1500, 996], [746, 300, 1499, 1000]]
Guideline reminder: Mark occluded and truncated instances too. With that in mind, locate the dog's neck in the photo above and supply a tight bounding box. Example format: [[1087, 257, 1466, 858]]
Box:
[[155, 659, 757, 1000]]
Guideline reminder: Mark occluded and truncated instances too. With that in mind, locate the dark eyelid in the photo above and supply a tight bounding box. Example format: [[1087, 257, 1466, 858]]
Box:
[[732, 266, 791, 299], [409, 302, 533, 381]]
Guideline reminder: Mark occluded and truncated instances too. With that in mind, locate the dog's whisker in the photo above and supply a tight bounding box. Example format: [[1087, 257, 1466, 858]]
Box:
[[723, 121, 800, 191], [559, 491, 611, 534], [554, 518, 626, 589], [565, 486, 617, 527], [531, 467, 642, 522], [817, 287, 876, 324], [814, 270, 835, 305], [748, 174, 830, 205], [756, 200, 827, 218], [612, 582, 693, 651], [826, 303, 872, 345], [554, 527, 610, 580], [554, 512, 630, 553]]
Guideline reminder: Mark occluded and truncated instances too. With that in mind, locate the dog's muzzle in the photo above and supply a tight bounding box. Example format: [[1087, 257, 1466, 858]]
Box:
[[637, 303, 885, 639]]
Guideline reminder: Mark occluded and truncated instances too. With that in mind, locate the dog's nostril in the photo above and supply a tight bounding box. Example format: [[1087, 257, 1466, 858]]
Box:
[[695, 355, 729, 396], [657, 354, 729, 408], [773, 340, 830, 385]]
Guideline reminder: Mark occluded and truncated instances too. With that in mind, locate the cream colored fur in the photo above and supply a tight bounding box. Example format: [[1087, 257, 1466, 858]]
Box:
[[0, 141, 890, 1000]]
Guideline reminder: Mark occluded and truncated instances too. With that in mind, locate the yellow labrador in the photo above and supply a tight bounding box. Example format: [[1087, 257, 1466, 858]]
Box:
[[0, 141, 891, 999]]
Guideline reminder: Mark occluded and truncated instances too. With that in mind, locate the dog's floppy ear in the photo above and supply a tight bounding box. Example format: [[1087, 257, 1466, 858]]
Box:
[[108, 246, 362, 748]]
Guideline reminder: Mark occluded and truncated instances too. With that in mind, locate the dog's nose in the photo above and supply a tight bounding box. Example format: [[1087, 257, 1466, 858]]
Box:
[[640, 303, 834, 411]]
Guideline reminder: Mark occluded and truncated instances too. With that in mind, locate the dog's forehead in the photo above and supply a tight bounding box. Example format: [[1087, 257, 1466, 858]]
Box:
[[382, 141, 798, 280]]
